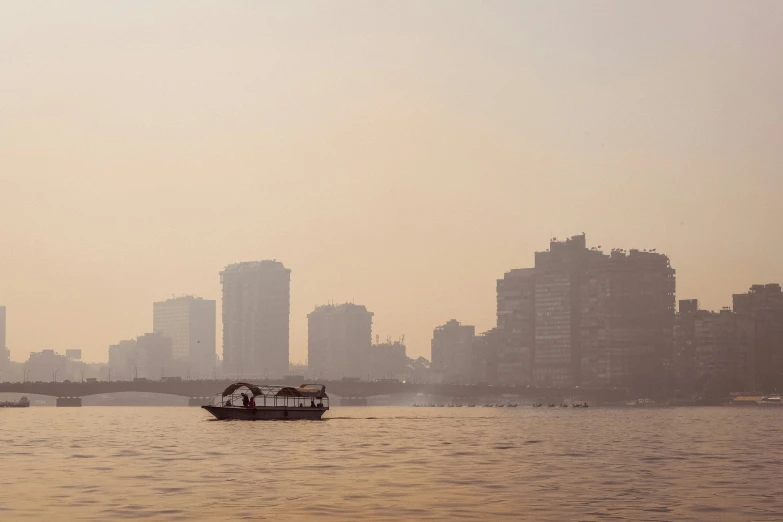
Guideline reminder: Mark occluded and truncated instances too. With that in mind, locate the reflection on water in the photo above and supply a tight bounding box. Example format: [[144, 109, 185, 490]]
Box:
[[0, 407, 781, 521]]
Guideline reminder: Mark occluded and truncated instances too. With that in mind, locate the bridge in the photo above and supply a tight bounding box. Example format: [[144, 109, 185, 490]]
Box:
[[0, 378, 627, 406]]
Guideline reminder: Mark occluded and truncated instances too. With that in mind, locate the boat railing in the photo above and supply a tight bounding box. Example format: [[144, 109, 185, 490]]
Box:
[[209, 391, 330, 410]]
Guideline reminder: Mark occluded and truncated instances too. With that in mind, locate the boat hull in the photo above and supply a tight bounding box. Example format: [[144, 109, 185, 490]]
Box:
[[202, 405, 328, 420]]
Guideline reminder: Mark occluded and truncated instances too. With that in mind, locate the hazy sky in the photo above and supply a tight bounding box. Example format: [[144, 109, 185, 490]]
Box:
[[1, 1, 781, 363]]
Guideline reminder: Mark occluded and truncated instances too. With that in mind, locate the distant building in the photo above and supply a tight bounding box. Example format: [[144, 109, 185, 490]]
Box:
[[107, 333, 173, 380], [732, 284, 783, 392], [135, 332, 173, 380], [675, 300, 742, 389], [308, 303, 374, 380], [733, 284, 783, 314], [65, 349, 82, 361], [108, 339, 137, 380], [25, 349, 69, 382], [472, 330, 497, 384], [580, 247, 676, 388], [496, 270, 535, 383], [368, 340, 407, 380], [497, 235, 675, 388], [221, 261, 291, 379], [153, 296, 217, 377], [431, 320, 475, 383]]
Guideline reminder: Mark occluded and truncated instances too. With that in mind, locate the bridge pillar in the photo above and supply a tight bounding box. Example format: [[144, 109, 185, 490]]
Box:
[[188, 397, 210, 406], [56, 397, 82, 407]]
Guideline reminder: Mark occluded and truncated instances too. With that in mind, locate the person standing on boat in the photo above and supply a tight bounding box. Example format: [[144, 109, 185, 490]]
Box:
[[241, 393, 249, 408], [310, 398, 316, 408], [249, 396, 256, 409]]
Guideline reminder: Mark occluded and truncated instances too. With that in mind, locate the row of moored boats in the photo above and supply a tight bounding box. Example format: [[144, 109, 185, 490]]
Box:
[[413, 403, 519, 408]]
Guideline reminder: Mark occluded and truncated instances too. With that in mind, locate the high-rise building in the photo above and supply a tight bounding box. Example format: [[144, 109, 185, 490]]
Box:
[[307, 303, 373, 380], [221, 261, 291, 378], [497, 235, 675, 388], [496, 269, 535, 383], [732, 284, 783, 392], [530, 235, 607, 387], [581, 248, 676, 388], [674, 300, 747, 394], [153, 296, 217, 377], [368, 340, 407, 380], [431, 319, 475, 383]]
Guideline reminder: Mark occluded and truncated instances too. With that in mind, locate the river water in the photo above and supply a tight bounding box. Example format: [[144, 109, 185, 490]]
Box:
[[0, 406, 781, 521]]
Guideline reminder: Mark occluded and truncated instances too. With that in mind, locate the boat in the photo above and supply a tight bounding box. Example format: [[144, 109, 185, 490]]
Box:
[[0, 396, 30, 408], [201, 383, 329, 420], [758, 395, 783, 406], [726, 395, 763, 406], [532, 403, 542, 408]]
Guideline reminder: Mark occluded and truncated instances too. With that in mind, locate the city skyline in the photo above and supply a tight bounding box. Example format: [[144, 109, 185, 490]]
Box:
[[2, 2, 782, 364], [1, 235, 781, 364]]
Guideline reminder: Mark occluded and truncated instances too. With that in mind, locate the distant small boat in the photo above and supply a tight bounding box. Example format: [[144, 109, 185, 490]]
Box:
[[532, 403, 542, 408], [758, 396, 783, 406], [0, 396, 29, 408]]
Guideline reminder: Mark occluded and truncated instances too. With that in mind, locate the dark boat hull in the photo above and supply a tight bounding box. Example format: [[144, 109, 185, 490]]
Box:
[[202, 405, 328, 420]]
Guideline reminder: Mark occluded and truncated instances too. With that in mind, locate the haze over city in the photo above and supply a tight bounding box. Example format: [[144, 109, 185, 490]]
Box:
[[2, 0, 781, 366]]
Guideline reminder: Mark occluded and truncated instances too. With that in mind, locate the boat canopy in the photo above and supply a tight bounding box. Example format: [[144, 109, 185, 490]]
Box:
[[221, 382, 326, 399]]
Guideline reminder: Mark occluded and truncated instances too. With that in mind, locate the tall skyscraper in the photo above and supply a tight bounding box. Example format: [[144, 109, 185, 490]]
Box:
[[221, 261, 290, 378], [153, 296, 217, 377], [431, 319, 475, 384], [308, 303, 374, 380], [497, 235, 675, 388]]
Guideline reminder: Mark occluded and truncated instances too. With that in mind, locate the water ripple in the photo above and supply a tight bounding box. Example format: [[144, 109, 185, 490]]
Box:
[[0, 407, 782, 520]]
